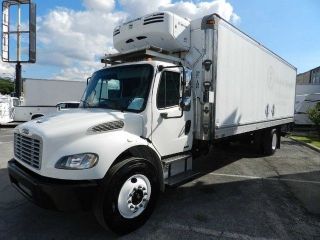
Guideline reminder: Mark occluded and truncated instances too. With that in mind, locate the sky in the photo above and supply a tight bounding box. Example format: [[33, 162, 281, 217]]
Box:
[[0, 0, 319, 81]]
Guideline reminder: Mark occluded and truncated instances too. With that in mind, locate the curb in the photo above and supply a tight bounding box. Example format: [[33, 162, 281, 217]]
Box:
[[289, 137, 320, 154]]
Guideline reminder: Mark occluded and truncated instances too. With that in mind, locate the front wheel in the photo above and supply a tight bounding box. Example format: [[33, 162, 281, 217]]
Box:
[[94, 158, 160, 234]]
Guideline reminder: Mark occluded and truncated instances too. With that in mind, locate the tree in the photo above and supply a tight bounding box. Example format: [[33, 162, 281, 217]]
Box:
[[0, 79, 14, 95], [308, 102, 320, 136]]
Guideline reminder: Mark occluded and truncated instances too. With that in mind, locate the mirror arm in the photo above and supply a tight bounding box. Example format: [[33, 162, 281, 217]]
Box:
[[86, 77, 91, 85], [162, 110, 183, 119]]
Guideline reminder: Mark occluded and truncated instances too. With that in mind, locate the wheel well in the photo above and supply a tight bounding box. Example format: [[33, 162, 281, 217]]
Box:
[[110, 145, 164, 191], [31, 114, 44, 120]]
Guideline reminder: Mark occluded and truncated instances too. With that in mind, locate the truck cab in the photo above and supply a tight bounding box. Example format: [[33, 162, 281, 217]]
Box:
[[8, 59, 195, 234]]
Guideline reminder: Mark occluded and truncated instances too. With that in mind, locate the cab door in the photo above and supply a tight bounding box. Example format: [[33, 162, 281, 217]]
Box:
[[151, 69, 193, 157]]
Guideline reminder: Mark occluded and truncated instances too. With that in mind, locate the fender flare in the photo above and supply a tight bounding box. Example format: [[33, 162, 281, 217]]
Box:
[[106, 145, 164, 192]]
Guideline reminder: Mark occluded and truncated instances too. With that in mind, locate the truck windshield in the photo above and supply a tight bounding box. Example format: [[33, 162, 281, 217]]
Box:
[[80, 64, 154, 112]]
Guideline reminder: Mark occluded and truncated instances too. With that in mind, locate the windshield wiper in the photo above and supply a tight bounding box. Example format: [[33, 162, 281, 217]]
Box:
[[80, 99, 91, 108]]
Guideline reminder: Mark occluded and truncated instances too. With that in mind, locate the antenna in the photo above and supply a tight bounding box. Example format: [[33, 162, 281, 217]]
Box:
[[2, 0, 36, 98]]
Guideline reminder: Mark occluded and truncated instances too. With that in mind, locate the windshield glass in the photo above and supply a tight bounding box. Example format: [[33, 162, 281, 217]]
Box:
[[80, 64, 154, 112]]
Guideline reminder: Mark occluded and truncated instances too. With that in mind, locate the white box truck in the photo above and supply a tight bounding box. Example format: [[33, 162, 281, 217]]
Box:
[[13, 78, 86, 121], [8, 12, 296, 234]]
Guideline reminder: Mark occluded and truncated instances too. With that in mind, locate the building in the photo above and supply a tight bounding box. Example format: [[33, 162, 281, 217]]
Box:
[[297, 66, 320, 84], [295, 65, 320, 125]]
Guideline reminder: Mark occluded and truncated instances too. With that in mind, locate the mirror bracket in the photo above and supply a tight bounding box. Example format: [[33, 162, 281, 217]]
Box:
[[86, 77, 91, 85], [160, 112, 168, 119]]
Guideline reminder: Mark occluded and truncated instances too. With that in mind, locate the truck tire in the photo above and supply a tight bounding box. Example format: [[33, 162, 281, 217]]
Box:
[[262, 129, 278, 156], [94, 158, 160, 234], [253, 131, 264, 154]]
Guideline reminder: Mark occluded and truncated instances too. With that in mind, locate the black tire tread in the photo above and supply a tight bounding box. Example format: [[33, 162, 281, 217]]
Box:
[[263, 129, 278, 156], [94, 158, 159, 235]]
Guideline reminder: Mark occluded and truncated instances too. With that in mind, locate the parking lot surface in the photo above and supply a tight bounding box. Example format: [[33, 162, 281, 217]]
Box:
[[0, 127, 320, 239]]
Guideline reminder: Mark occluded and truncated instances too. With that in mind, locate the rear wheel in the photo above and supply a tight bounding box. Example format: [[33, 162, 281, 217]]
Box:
[[94, 158, 159, 234], [262, 129, 278, 156]]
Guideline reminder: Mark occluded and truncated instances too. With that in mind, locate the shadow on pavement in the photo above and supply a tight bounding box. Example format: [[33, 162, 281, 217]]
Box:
[[195, 142, 263, 173], [0, 141, 319, 239]]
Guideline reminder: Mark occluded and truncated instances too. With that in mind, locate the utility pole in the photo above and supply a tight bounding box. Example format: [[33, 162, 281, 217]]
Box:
[[15, 1, 22, 98], [15, 62, 22, 98]]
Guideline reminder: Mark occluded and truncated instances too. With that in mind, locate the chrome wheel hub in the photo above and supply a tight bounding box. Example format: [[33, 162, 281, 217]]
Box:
[[272, 133, 277, 150], [118, 174, 151, 219]]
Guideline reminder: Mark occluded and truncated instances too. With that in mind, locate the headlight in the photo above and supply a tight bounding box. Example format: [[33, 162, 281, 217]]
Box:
[[55, 153, 98, 170]]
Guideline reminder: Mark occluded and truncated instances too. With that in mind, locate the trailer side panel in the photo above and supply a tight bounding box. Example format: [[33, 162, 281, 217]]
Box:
[[214, 20, 296, 138]]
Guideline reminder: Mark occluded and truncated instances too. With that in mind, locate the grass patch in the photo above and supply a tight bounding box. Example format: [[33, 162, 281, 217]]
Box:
[[291, 135, 320, 149]]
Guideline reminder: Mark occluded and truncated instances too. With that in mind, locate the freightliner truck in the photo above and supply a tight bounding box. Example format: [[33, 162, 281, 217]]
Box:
[[8, 12, 296, 234]]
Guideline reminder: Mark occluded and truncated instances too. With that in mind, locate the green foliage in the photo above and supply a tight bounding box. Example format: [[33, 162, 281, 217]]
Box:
[[0, 79, 14, 95], [308, 102, 320, 136]]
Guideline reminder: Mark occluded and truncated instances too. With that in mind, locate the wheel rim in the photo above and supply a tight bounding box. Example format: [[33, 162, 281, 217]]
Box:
[[117, 174, 151, 219], [272, 132, 277, 150]]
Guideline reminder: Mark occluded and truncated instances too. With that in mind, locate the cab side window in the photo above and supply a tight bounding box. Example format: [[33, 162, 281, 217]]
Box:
[[157, 71, 180, 109]]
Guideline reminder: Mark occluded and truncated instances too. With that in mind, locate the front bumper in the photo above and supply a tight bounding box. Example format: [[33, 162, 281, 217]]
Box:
[[8, 159, 99, 212]]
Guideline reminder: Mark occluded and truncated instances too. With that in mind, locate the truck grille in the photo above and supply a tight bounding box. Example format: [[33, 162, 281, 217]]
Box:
[[14, 133, 42, 169]]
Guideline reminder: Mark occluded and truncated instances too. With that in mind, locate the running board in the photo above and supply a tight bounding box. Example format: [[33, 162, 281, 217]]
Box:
[[162, 153, 191, 165], [165, 170, 201, 187], [162, 153, 194, 186]]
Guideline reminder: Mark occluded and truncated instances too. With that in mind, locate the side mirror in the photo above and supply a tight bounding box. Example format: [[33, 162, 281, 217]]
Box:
[[183, 68, 192, 97], [180, 96, 191, 111], [87, 77, 91, 85]]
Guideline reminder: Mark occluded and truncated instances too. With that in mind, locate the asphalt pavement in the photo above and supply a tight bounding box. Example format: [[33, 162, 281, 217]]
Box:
[[0, 127, 320, 239]]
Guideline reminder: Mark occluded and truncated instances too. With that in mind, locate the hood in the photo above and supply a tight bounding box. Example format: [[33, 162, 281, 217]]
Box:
[[16, 108, 144, 139]]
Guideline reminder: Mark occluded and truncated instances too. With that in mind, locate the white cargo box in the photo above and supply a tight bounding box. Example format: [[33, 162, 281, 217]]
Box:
[[213, 19, 296, 137], [113, 12, 190, 53], [190, 14, 296, 140]]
